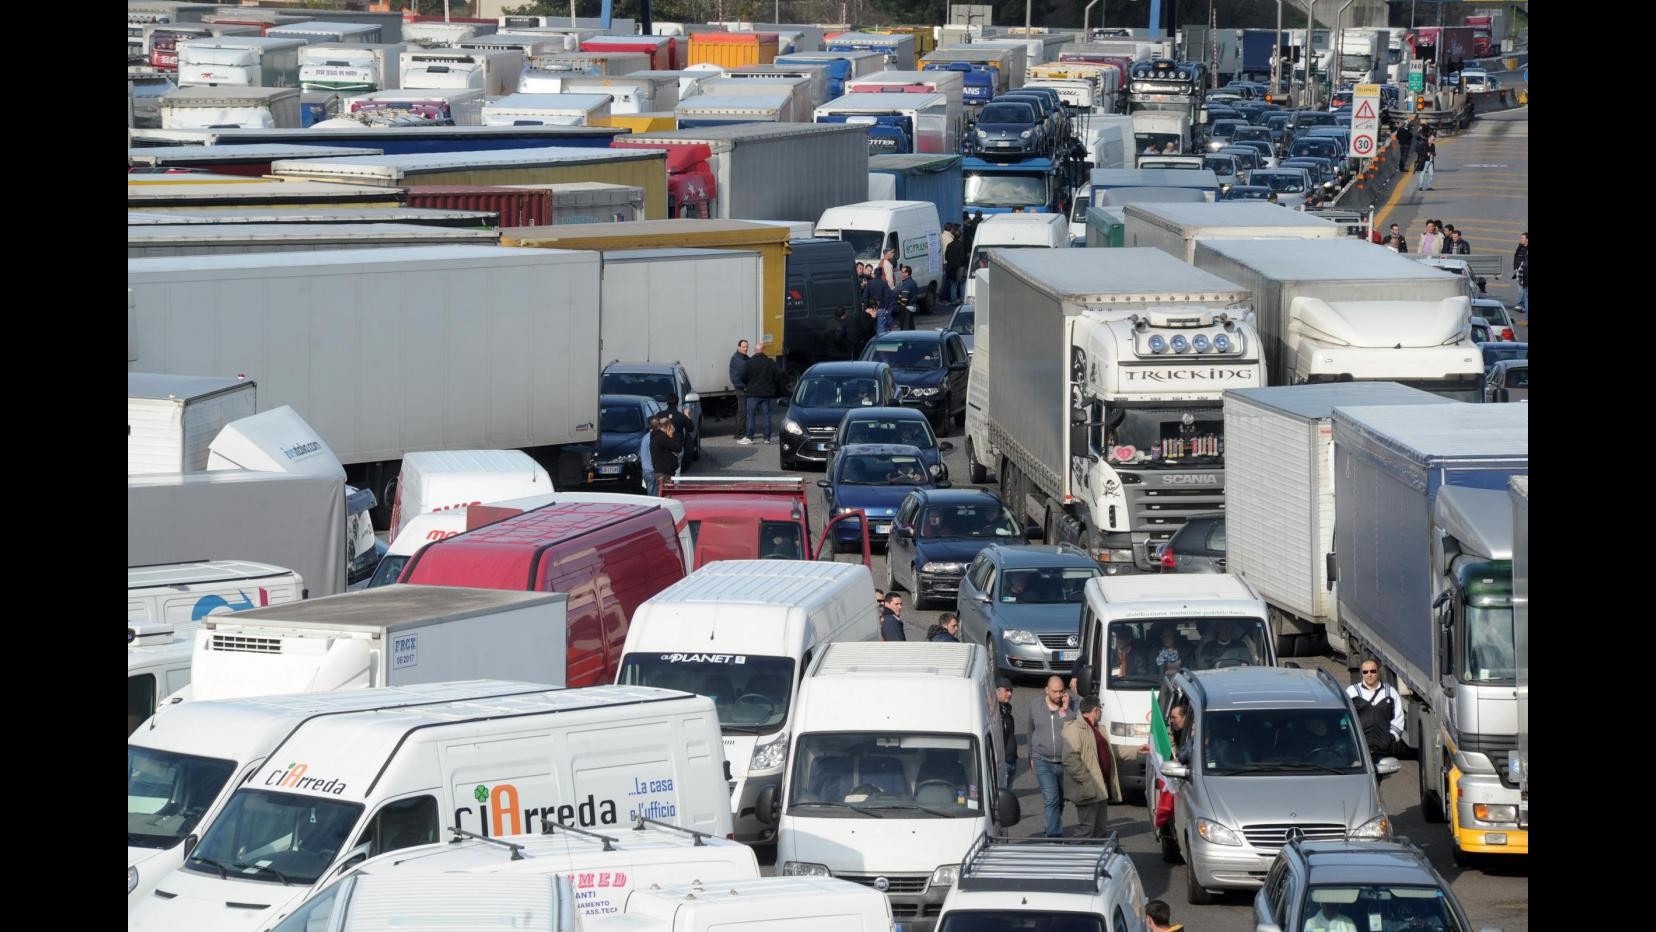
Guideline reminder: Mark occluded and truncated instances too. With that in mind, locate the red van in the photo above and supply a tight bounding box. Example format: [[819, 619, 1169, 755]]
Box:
[[400, 501, 686, 686], [661, 477, 870, 568]]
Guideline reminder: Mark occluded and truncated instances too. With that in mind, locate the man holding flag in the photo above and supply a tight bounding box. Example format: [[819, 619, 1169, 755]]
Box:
[[1148, 692, 1193, 842]]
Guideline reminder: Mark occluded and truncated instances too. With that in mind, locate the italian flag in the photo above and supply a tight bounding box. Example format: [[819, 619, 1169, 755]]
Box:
[[1149, 688, 1178, 828]]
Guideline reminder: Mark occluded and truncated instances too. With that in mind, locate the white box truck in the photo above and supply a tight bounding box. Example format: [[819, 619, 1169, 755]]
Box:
[[623, 122, 870, 224], [1510, 474, 1528, 829], [128, 373, 255, 474], [598, 248, 765, 398], [400, 48, 523, 96], [175, 36, 305, 87], [694, 75, 815, 123], [515, 73, 680, 112], [298, 42, 405, 93], [186, 585, 569, 700], [481, 92, 612, 126], [159, 85, 302, 129], [128, 560, 306, 624], [387, 449, 552, 543], [127, 246, 604, 509], [1122, 201, 1342, 263]]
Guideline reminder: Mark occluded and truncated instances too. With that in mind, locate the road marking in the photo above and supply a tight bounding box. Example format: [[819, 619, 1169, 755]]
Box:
[[1459, 163, 1511, 168]]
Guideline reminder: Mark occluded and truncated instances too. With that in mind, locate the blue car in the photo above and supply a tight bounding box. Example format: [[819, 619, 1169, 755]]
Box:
[[971, 100, 1044, 158], [781, 361, 898, 470], [576, 393, 664, 488], [886, 487, 1033, 608], [858, 329, 971, 435], [830, 406, 953, 484], [817, 443, 942, 551]]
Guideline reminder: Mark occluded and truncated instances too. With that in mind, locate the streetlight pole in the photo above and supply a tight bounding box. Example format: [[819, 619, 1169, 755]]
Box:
[[1304, 0, 1316, 107], [1026, 0, 1033, 38], [1083, 0, 1101, 38], [1273, 0, 1283, 99]]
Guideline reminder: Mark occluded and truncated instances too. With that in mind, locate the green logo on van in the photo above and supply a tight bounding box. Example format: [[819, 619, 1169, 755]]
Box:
[[474, 784, 489, 802]]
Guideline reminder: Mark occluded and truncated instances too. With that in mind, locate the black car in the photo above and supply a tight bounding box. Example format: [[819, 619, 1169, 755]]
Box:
[[886, 487, 1033, 607], [859, 329, 971, 435], [1156, 512, 1226, 573], [600, 361, 702, 462], [829, 405, 953, 482], [1288, 135, 1343, 162], [1476, 340, 1528, 376], [971, 100, 1044, 158], [780, 361, 897, 470], [578, 394, 664, 488], [1222, 184, 1274, 200]]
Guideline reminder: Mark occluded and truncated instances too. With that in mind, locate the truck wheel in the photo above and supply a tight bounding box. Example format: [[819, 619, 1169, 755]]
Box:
[[1184, 857, 1215, 905], [967, 439, 988, 484]]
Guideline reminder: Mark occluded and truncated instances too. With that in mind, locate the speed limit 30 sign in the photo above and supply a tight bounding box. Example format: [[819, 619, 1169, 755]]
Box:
[[1350, 82, 1381, 159]]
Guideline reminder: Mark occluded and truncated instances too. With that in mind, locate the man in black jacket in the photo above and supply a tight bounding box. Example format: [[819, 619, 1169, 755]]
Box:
[[738, 342, 779, 445], [728, 339, 749, 439], [1511, 232, 1528, 316], [1446, 228, 1471, 255], [647, 415, 682, 496], [997, 677, 1018, 791]]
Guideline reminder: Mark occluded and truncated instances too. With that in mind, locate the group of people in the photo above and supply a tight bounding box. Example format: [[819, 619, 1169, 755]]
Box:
[[1393, 118, 1440, 191], [726, 339, 780, 446], [872, 589, 961, 645], [1377, 219, 1472, 256], [641, 399, 692, 497]]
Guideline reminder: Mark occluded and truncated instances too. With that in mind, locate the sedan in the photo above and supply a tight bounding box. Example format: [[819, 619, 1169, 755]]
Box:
[[887, 488, 1032, 608], [1202, 153, 1243, 189], [859, 329, 971, 435], [1472, 297, 1517, 342], [1204, 118, 1247, 151], [831, 405, 954, 483], [581, 393, 664, 488], [1231, 124, 1274, 147], [972, 101, 1044, 158], [957, 543, 1100, 681], [1278, 156, 1340, 192], [817, 443, 941, 551]]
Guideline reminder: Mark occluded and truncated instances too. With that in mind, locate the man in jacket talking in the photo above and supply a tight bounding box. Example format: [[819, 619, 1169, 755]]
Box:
[[1062, 697, 1112, 838]]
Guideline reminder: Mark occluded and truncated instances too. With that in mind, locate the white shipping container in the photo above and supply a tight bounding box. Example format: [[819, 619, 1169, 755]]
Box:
[[159, 85, 301, 129], [1123, 202, 1342, 264], [599, 248, 765, 395], [128, 373, 256, 474]]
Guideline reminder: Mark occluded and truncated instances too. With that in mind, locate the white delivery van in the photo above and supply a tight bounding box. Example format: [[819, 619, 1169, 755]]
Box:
[[774, 642, 1021, 926], [815, 200, 943, 299], [127, 681, 556, 907], [128, 560, 306, 625], [387, 449, 552, 544], [615, 560, 881, 842], [187, 585, 569, 701], [128, 373, 256, 475], [963, 213, 1068, 300], [1070, 574, 1274, 800], [129, 622, 200, 737], [272, 819, 761, 927], [614, 876, 894, 930], [275, 874, 580, 932], [128, 685, 733, 931]]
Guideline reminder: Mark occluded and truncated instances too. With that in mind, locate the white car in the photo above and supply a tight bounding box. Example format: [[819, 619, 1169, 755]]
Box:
[[938, 834, 1148, 932]]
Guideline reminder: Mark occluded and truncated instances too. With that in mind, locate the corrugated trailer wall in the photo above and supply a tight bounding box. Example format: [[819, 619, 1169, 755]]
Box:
[[405, 186, 554, 226], [724, 123, 868, 222]]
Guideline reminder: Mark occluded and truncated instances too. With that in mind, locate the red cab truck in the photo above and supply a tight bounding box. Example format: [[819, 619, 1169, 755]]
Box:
[[400, 500, 686, 686], [660, 476, 870, 568]]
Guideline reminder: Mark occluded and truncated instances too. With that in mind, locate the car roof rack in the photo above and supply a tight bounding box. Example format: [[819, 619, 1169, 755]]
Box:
[[956, 832, 1119, 894]]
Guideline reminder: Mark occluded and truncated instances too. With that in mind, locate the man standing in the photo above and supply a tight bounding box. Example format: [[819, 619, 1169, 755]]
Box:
[[1027, 676, 1076, 838], [944, 223, 967, 305], [1511, 232, 1528, 316], [664, 395, 695, 466], [879, 592, 906, 641], [879, 246, 898, 288], [1388, 223, 1407, 252], [728, 339, 750, 440], [1145, 900, 1184, 932], [996, 677, 1017, 792], [964, 210, 985, 253], [895, 264, 921, 330], [1346, 659, 1405, 759], [647, 414, 681, 497], [927, 612, 961, 642], [939, 223, 956, 303], [1394, 119, 1413, 172], [1446, 228, 1471, 255], [862, 266, 895, 321], [737, 342, 778, 446], [856, 300, 880, 358], [1062, 697, 1111, 838]]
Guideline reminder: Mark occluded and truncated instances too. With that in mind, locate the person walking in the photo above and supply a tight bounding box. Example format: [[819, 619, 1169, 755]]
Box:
[[647, 414, 681, 497], [1062, 697, 1111, 838], [1446, 228, 1471, 255], [728, 339, 750, 440], [879, 592, 906, 641], [1027, 676, 1076, 839], [737, 342, 778, 445], [927, 612, 961, 642], [944, 224, 967, 305], [996, 677, 1018, 792], [1511, 232, 1528, 316], [1416, 131, 1437, 191], [1394, 120, 1413, 172], [1146, 900, 1184, 932], [1347, 658, 1405, 759]]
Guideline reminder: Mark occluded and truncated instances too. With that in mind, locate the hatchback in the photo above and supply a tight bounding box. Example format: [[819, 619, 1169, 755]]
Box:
[[830, 405, 953, 482], [973, 100, 1045, 158], [818, 442, 940, 550], [859, 329, 971, 435], [1254, 838, 1485, 932], [886, 487, 1032, 607], [957, 543, 1099, 680], [781, 361, 898, 469], [1156, 513, 1226, 573]]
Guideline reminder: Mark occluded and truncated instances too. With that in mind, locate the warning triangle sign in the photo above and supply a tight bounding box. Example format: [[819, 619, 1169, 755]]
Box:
[[1354, 100, 1376, 119]]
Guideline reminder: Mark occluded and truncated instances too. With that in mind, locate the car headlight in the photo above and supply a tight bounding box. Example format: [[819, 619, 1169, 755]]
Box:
[[1020, 129, 1032, 139], [1351, 814, 1392, 838], [928, 463, 943, 477], [782, 861, 832, 876], [1109, 722, 1151, 737], [1003, 628, 1038, 646], [907, 386, 941, 397], [749, 733, 789, 774], [920, 561, 964, 575], [783, 419, 804, 436], [931, 863, 961, 887], [1473, 804, 1516, 823], [128, 866, 139, 895], [976, 129, 988, 138], [1196, 818, 1243, 846]]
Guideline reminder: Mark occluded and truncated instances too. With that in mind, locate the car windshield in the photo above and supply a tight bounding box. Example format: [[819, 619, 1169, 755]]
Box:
[[1202, 157, 1236, 175], [838, 228, 886, 262], [964, 172, 1049, 207], [1105, 618, 1269, 688], [1253, 172, 1306, 193], [617, 654, 796, 732], [128, 746, 239, 849], [1101, 405, 1224, 467], [1225, 187, 1271, 200], [186, 789, 364, 886], [1233, 126, 1269, 140], [794, 374, 882, 409], [600, 372, 674, 403], [367, 553, 410, 588], [865, 337, 943, 369], [998, 567, 1096, 604], [599, 404, 645, 434], [844, 417, 936, 449], [1201, 707, 1367, 775], [1210, 120, 1243, 138], [787, 732, 983, 818], [948, 310, 975, 335], [980, 103, 1034, 123], [1462, 604, 1515, 685], [920, 503, 1020, 539], [941, 914, 1103, 932], [1305, 885, 1467, 932], [839, 452, 930, 485], [1293, 140, 1338, 157]]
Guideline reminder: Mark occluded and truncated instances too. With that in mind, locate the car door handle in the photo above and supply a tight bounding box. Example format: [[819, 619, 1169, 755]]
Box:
[[1216, 558, 1227, 568]]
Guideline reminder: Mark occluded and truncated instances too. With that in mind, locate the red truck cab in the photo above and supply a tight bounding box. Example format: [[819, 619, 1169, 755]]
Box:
[[399, 500, 686, 686], [661, 477, 871, 568], [611, 140, 716, 219]]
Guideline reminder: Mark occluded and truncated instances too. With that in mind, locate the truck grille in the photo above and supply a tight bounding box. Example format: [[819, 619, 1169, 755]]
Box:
[[1123, 482, 1226, 536], [889, 904, 944, 920], [208, 634, 282, 654], [1457, 733, 1519, 789], [838, 873, 928, 894], [1241, 822, 1347, 849]]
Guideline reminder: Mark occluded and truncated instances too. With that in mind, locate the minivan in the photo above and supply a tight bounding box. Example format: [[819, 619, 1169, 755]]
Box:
[[815, 200, 943, 302]]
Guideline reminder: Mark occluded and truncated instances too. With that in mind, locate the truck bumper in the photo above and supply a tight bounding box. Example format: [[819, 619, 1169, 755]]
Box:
[[1451, 766, 1529, 855]]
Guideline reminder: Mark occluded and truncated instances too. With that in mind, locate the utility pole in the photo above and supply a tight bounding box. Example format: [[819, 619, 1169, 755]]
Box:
[[1273, 0, 1283, 99]]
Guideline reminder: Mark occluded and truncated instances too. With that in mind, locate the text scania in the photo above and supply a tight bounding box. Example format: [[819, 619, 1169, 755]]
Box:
[[1123, 368, 1255, 382], [264, 762, 348, 795], [455, 782, 620, 837]]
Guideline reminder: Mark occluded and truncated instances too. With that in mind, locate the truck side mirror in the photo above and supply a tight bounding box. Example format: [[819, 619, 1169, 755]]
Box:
[[756, 784, 781, 824], [995, 788, 1021, 827], [1325, 552, 1338, 590]]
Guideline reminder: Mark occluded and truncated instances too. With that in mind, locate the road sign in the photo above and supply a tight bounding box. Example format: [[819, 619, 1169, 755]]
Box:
[[1350, 83, 1381, 159], [1408, 61, 1425, 92]]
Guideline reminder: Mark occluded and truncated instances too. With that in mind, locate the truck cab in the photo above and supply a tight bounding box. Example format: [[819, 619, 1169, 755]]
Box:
[[961, 156, 1067, 215], [660, 476, 813, 565]]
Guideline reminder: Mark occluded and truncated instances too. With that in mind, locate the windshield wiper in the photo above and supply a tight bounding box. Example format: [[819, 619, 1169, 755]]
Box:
[[870, 802, 957, 818], [1262, 761, 1356, 775], [188, 855, 229, 880], [720, 724, 770, 735], [790, 801, 883, 818], [233, 862, 293, 886]]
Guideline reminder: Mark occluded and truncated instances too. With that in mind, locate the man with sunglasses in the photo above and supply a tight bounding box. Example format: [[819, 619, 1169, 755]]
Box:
[[1346, 659, 1405, 759]]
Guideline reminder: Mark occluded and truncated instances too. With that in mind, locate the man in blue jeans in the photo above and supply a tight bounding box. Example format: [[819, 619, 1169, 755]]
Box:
[[1027, 675, 1076, 838], [737, 342, 779, 445]]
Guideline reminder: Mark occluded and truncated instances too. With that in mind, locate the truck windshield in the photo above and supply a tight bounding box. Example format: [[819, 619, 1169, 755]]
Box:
[[1105, 618, 1269, 689], [838, 229, 886, 262], [942, 914, 1103, 932], [1103, 405, 1225, 468], [1134, 132, 1182, 152], [128, 746, 238, 850], [186, 789, 364, 886], [1343, 54, 1375, 71], [788, 732, 982, 817], [618, 654, 797, 732], [1461, 605, 1515, 684], [963, 172, 1049, 208], [1201, 707, 1367, 775]]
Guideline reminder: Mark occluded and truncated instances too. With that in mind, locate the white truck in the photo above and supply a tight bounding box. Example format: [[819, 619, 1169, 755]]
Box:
[[1190, 238, 1484, 399], [400, 48, 523, 96], [1122, 201, 1342, 264], [625, 122, 871, 224], [298, 42, 405, 94], [128, 373, 255, 474], [694, 75, 816, 123], [516, 73, 680, 112], [481, 92, 612, 126], [129, 621, 199, 736], [159, 85, 301, 129], [1337, 28, 1385, 85], [175, 36, 305, 87], [977, 248, 1264, 573], [963, 212, 1068, 300], [846, 69, 966, 138], [599, 248, 765, 398], [677, 92, 793, 126], [1220, 383, 1457, 656], [129, 560, 306, 625], [726, 61, 831, 108], [1510, 475, 1528, 833], [127, 245, 604, 511]]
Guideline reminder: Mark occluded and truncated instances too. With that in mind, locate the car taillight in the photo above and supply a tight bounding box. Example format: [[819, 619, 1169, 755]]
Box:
[[1160, 547, 1177, 570], [1501, 327, 1514, 341]]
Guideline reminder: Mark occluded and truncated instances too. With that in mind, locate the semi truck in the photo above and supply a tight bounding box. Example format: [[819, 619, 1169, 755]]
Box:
[[401, 48, 523, 96], [676, 93, 792, 127], [824, 31, 916, 70], [962, 156, 1068, 215], [815, 92, 955, 155], [975, 249, 1264, 572], [1126, 58, 1201, 153], [133, 124, 625, 154], [725, 62, 831, 108], [691, 75, 816, 123], [773, 50, 885, 99], [1190, 238, 1483, 399], [1332, 403, 1529, 864], [1122, 201, 1340, 263], [847, 69, 965, 136], [921, 47, 1021, 106], [159, 85, 301, 129], [1465, 12, 1507, 57], [128, 246, 603, 510], [515, 73, 680, 113], [480, 93, 612, 126], [1337, 28, 1385, 86], [298, 42, 405, 94], [175, 36, 305, 87]]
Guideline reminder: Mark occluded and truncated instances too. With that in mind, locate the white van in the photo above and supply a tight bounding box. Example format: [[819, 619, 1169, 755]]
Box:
[[127, 681, 555, 907], [614, 560, 882, 842], [615, 876, 894, 930], [129, 560, 306, 624], [815, 200, 943, 298], [129, 684, 733, 931], [1070, 574, 1274, 800], [129, 622, 200, 737], [774, 642, 1020, 927], [963, 213, 1068, 300], [270, 818, 760, 928], [387, 449, 553, 544]]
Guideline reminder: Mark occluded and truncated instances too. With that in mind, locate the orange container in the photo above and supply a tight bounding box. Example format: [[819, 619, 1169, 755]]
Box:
[[688, 31, 779, 68]]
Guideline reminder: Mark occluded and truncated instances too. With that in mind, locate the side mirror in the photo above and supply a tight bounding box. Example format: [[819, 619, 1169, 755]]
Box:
[[756, 784, 781, 825], [1161, 761, 1191, 779], [894, 526, 913, 539], [816, 479, 831, 488], [683, 392, 700, 404], [1375, 756, 1402, 776], [938, 441, 955, 453], [182, 833, 199, 860], [976, 591, 991, 603], [995, 788, 1022, 826], [1024, 522, 1043, 541]]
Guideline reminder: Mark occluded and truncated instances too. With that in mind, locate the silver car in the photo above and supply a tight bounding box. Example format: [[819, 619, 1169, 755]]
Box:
[[1151, 666, 1400, 905], [957, 543, 1100, 680]]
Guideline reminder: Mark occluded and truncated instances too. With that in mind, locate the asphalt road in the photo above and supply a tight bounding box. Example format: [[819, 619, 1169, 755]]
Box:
[[679, 347, 1528, 929]]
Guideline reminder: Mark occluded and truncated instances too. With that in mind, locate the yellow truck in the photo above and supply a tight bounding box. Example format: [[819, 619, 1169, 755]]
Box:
[[689, 31, 779, 68], [500, 220, 791, 347]]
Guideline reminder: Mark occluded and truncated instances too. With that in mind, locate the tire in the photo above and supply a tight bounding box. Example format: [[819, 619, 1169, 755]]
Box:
[[985, 638, 1002, 680], [884, 557, 901, 594], [968, 438, 988, 484], [1184, 854, 1215, 905], [1450, 842, 1474, 869]]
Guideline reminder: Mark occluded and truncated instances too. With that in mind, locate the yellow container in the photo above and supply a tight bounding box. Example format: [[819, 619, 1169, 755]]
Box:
[[501, 219, 792, 347], [883, 26, 937, 57], [608, 112, 678, 134], [689, 32, 779, 69], [128, 180, 403, 210]]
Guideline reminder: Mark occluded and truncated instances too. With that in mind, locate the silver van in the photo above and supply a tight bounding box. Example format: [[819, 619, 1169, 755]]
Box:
[[1150, 666, 1400, 905]]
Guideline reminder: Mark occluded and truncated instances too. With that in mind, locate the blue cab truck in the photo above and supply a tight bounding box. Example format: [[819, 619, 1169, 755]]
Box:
[[1242, 30, 1280, 82], [774, 50, 885, 99], [962, 156, 1069, 215], [923, 60, 998, 107]]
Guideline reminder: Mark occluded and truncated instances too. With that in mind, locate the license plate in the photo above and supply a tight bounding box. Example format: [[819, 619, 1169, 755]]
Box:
[[812, 442, 831, 451], [598, 465, 622, 476], [1056, 650, 1078, 661], [876, 523, 891, 535], [993, 140, 1012, 147]]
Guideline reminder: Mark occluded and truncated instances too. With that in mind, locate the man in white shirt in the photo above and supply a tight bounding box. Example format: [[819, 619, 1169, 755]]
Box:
[[1303, 901, 1359, 932], [1346, 659, 1406, 759]]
